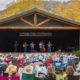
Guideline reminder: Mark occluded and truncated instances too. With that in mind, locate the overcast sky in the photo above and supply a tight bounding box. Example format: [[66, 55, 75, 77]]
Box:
[[0, 0, 71, 11], [0, 0, 16, 11]]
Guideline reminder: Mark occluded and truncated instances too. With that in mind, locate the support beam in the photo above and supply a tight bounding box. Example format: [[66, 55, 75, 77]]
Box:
[[36, 13, 78, 26], [20, 18, 34, 26], [34, 13, 37, 26], [0, 26, 80, 30], [37, 19, 51, 26]]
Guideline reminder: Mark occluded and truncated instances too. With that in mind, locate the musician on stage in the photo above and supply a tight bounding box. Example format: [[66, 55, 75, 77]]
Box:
[[47, 41, 52, 52], [23, 42, 28, 52], [42, 44, 46, 52], [30, 42, 35, 52], [39, 41, 43, 52], [14, 41, 19, 52], [39, 41, 46, 52]]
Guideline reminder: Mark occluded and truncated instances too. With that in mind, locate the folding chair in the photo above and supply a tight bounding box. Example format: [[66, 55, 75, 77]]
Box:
[[22, 73, 34, 80]]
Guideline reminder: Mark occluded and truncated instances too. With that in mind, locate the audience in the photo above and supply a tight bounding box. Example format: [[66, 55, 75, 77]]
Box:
[[0, 53, 79, 80]]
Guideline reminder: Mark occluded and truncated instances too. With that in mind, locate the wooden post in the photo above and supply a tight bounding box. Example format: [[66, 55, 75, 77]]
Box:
[[20, 18, 34, 26], [34, 14, 37, 26]]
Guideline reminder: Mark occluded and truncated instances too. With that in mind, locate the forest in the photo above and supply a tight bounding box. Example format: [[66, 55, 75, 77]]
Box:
[[0, 0, 80, 22]]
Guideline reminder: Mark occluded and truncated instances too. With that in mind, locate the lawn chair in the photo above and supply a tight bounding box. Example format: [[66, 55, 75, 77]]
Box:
[[22, 73, 34, 80], [53, 60, 64, 73]]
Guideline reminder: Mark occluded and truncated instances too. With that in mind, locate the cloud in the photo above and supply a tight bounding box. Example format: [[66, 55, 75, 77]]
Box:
[[55, 0, 71, 2], [41, 0, 71, 2], [0, 0, 71, 11], [0, 0, 14, 11]]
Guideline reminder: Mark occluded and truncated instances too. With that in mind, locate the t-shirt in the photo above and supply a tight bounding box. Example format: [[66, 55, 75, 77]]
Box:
[[63, 57, 68, 64], [36, 65, 47, 77], [18, 68, 24, 75], [18, 68, 24, 80], [46, 60, 51, 66], [30, 43, 34, 48]]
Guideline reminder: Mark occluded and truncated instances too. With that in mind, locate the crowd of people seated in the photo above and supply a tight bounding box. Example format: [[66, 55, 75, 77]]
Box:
[[0, 53, 80, 80]]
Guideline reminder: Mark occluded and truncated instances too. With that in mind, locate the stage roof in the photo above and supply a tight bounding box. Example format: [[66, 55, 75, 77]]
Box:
[[0, 8, 80, 26]]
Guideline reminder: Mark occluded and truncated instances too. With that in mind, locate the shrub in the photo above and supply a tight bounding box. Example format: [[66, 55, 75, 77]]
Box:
[[72, 50, 80, 55]]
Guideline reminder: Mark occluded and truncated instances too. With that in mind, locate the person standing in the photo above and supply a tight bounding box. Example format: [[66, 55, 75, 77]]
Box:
[[47, 41, 52, 52], [14, 41, 19, 52], [23, 42, 28, 52], [39, 41, 43, 52], [42, 44, 46, 52], [30, 42, 35, 52]]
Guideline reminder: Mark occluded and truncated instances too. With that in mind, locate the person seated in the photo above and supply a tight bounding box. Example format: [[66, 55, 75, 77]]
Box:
[[0, 63, 8, 76], [18, 64, 24, 80], [45, 57, 53, 67], [46, 66, 56, 80], [76, 62, 80, 73], [5, 64, 17, 77], [64, 66, 80, 80], [22, 62, 34, 80], [35, 61, 47, 79], [67, 58, 76, 70], [23, 62, 34, 74]]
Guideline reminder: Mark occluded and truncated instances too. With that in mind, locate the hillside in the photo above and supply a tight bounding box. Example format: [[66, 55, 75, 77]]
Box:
[[0, 0, 80, 22]]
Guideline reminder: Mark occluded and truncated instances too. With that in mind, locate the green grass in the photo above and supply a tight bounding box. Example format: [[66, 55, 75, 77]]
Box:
[[56, 74, 64, 80]]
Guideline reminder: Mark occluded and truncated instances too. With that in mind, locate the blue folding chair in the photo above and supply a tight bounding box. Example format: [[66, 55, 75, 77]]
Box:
[[53, 60, 64, 73]]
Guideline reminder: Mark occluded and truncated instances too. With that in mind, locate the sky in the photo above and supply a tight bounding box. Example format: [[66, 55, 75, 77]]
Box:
[[0, 0, 71, 11], [0, 0, 16, 11]]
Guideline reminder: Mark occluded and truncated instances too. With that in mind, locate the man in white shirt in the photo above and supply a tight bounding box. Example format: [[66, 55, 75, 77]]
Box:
[[30, 42, 35, 52], [47, 41, 52, 52], [35, 61, 47, 78]]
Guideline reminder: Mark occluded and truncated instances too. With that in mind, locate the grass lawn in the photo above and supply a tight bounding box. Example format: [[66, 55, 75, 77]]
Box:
[[56, 74, 64, 80]]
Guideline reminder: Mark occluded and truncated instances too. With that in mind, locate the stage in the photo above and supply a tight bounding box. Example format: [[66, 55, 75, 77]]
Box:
[[0, 30, 79, 52]]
